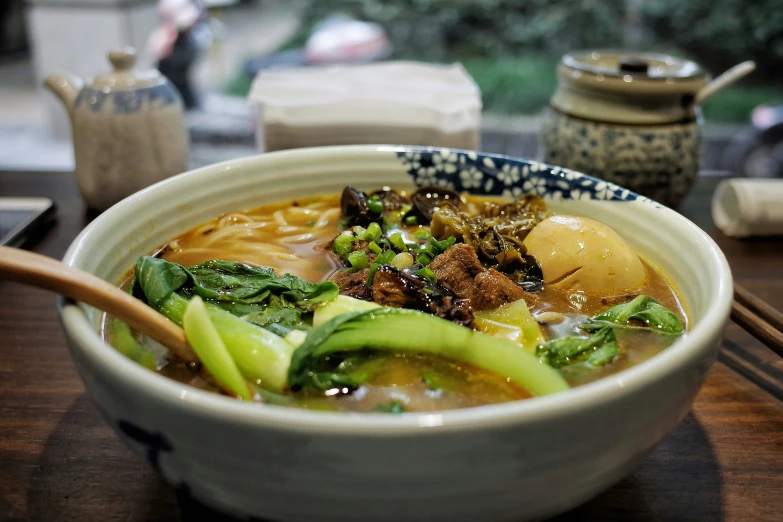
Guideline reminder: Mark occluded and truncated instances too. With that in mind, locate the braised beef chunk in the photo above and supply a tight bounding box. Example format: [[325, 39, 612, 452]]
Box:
[[371, 266, 473, 326], [474, 268, 537, 310], [429, 244, 536, 311], [428, 244, 483, 299], [332, 268, 372, 301], [372, 266, 418, 308]]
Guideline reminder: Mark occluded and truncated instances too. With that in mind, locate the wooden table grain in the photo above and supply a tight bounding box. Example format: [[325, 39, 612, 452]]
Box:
[[1, 172, 782, 522]]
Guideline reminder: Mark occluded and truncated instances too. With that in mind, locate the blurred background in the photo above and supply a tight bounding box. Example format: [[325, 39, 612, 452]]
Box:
[[1, 0, 781, 174]]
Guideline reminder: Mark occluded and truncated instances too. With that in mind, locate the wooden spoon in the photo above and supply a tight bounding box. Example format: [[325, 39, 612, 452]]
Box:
[[694, 60, 756, 105], [0, 246, 196, 363]]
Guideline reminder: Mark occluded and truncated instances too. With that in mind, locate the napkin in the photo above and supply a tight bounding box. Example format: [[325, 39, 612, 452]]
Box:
[[248, 61, 482, 152], [712, 178, 783, 238]]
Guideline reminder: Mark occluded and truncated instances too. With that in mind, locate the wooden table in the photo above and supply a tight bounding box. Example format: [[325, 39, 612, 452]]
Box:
[[1, 172, 782, 521]]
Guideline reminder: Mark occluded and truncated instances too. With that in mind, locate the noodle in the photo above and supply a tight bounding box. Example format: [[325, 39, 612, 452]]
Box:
[[273, 210, 288, 226], [218, 213, 255, 226], [281, 233, 316, 244], [315, 208, 341, 228], [287, 207, 320, 217], [276, 226, 300, 234], [160, 195, 342, 280]]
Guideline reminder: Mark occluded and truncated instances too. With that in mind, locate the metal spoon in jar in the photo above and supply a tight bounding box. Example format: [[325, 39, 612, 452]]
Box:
[[0, 245, 196, 362]]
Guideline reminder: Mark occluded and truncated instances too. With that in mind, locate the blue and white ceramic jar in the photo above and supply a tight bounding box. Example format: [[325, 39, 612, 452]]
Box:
[[540, 51, 710, 208], [45, 49, 189, 211]]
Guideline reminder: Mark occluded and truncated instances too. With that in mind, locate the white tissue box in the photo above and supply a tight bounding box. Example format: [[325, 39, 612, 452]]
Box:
[[248, 61, 482, 152]]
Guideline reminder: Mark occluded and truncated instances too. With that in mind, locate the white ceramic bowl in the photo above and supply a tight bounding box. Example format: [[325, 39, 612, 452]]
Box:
[[61, 146, 732, 522]]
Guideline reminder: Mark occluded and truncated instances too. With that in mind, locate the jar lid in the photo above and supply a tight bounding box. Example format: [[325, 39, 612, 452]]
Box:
[[91, 48, 164, 90], [552, 50, 711, 124]]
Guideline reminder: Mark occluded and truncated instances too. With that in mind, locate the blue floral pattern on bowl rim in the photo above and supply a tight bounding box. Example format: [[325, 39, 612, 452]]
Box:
[[395, 147, 658, 206]]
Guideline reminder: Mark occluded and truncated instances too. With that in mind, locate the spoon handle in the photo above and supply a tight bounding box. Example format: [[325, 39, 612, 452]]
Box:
[[694, 60, 756, 105], [0, 246, 195, 362]]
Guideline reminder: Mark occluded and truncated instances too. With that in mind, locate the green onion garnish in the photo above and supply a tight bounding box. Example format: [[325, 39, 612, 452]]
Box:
[[414, 228, 430, 240], [389, 232, 407, 252], [347, 251, 368, 271], [376, 250, 396, 265], [416, 253, 433, 266], [367, 195, 383, 214], [368, 241, 382, 255], [332, 234, 355, 256], [415, 267, 437, 283], [367, 263, 380, 285], [404, 215, 418, 226], [352, 225, 367, 238], [363, 222, 382, 241], [430, 236, 456, 252]]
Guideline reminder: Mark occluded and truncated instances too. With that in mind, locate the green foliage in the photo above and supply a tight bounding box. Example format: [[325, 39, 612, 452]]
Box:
[[300, 0, 626, 61], [226, 0, 781, 121], [643, 0, 783, 78], [701, 84, 783, 124], [462, 55, 558, 115]]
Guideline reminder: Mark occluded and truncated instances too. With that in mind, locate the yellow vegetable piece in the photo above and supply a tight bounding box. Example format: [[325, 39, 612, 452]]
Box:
[[313, 294, 381, 327], [474, 299, 545, 353]]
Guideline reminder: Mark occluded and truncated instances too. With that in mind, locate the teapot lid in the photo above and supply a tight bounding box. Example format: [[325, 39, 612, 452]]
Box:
[[91, 48, 163, 90], [552, 50, 711, 124]]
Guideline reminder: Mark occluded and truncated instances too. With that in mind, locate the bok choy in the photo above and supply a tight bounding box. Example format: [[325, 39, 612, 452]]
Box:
[[134, 256, 299, 392], [183, 296, 251, 400], [289, 308, 569, 397], [536, 295, 683, 370], [133, 257, 571, 398]]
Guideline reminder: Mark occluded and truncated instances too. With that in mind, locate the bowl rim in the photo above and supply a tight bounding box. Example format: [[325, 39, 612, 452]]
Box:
[[60, 145, 733, 435]]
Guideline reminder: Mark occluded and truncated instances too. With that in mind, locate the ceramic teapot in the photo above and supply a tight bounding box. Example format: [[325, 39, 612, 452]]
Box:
[[539, 50, 753, 207], [45, 48, 189, 211]]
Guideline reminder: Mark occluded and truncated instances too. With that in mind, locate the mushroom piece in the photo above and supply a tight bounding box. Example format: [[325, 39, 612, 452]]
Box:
[[370, 188, 408, 211], [340, 186, 382, 227], [404, 186, 462, 225]]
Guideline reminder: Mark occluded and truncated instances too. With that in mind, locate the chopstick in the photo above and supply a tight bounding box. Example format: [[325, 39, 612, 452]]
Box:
[[731, 283, 783, 358]]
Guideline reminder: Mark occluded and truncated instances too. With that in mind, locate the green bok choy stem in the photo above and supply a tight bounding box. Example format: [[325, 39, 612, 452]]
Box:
[[160, 292, 294, 393], [290, 307, 569, 397], [183, 296, 252, 400]]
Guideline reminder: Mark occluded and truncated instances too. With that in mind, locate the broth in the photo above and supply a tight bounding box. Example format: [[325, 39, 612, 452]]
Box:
[[103, 189, 689, 412]]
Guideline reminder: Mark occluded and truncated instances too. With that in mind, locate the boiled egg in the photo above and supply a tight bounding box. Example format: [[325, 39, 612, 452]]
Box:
[[523, 215, 645, 294]]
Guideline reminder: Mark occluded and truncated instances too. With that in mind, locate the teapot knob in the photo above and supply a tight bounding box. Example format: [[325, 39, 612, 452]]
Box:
[[619, 58, 649, 75], [108, 48, 137, 72]]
